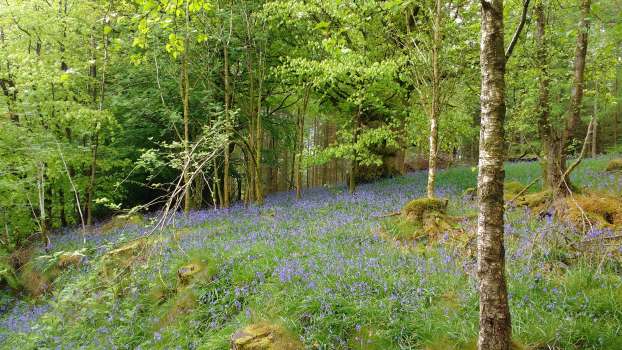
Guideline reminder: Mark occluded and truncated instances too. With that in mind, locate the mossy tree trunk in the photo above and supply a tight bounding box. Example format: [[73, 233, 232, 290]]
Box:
[[477, 0, 511, 349], [557, 0, 591, 193], [535, 3, 564, 193]]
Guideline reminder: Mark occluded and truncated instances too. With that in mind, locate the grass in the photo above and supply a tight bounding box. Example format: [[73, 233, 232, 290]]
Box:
[[1, 156, 621, 349]]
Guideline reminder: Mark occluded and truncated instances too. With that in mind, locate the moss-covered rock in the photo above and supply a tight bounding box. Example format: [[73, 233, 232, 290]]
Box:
[[403, 198, 448, 222], [231, 324, 302, 350], [605, 159, 622, 172]]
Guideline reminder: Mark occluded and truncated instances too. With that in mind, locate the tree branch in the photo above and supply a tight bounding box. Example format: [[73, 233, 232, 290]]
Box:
[[505, 0, 531, 61]]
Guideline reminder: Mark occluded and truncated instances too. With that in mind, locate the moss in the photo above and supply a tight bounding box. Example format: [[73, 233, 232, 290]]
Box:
[[101, 238, 147, 280], [403, 197, 448, 222], [563, 193, 622, 228], [515, 190, 552, 210], [605, 159, 622, 172], [462, 187, 476, 200], [231, 323, 303, 350], [503, 181, 527, 201], [100, 214, 144, 233], [158, 289, 198, 328]]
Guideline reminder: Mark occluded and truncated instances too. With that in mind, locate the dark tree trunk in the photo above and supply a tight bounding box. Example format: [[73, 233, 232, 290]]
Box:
[[477, 0, 511, 349], [562, 0, 591, 152]]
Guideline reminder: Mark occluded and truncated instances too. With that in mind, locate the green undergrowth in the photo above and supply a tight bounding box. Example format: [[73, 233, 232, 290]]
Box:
[[1, 156, 621, 349]]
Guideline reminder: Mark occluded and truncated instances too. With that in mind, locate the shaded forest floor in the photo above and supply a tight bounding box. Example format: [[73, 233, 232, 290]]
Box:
[[1, 157, 622, 349]]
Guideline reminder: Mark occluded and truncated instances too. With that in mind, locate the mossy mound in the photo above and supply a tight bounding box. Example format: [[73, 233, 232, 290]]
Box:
[[605, 159, 622, 172], [510, 190, 622, 231], [101, 238, 148, 280], [504, 181, 528, 201], [379, 198, 470, 248], [563, 193, 622, 229], [515, 190, 552, 210], [231, 323, 302, 350], [403, 197, 448, 222], [99, 214, 144, 233]]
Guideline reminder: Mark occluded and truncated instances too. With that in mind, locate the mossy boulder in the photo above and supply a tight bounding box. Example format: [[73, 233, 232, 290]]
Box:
[[231, 324, 302, 350], [403, 198, 448, 222], [605, 159, 622, 172]]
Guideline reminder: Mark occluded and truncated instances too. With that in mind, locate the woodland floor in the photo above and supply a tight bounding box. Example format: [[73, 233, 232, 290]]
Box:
[[1, 157, 622, 349]]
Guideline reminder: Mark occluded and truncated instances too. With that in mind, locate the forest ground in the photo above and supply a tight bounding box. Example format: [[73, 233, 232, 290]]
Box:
[[1, 157, 622, 349]]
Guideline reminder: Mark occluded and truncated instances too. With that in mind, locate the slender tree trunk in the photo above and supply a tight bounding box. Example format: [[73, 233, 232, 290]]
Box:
[[427, 0, 442, 199], [223, 44, 231, 208], [591, 81, 597, 157], [86, 134, 99, 226], [37, 162, 48, 244], [349, 107, 361, 195], [615, 66, 619, 146], [182, 2, 191, 214], [562, 0, 591, 150], [477, 1, 511, 349], [59, 187, 67, 227], [535, 4, 564, 191], [295, 88, 309, 200], [254, 52, 264, 205]]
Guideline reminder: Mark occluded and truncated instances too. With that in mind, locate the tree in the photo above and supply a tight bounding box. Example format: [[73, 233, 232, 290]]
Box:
[[477, 0, 511, 348]]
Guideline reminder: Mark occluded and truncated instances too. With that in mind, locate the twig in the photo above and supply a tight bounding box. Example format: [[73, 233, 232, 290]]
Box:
[[507, 177, 539, 204]]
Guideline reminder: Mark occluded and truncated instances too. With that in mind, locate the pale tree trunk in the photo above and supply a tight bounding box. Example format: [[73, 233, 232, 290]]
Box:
[[295, 88, 309, 200], [182, 3, 191, 214], [349, 107, 361, 195], [477, 0, 511, 349], [591, 81, 597, 157], [426, 0, 442, 199], [615, 66, 619, 145], [37, 162, 48, 244], [535, 3, 564, 191], [223, 44, 231, 208], [254, 50, 264, 205]]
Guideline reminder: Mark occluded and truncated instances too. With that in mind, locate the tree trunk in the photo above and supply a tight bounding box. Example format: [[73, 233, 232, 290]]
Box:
[[182, 3, 191, 214], [426, 0, 442, 199], [591, 81, 597, 157], [349, 107, 361, 195], [477, 1, 511, 349], [562, 0, 591, 150], [223, 44, 231, 208], [295, 88, 309, 199], [535, 4, 564, 192]]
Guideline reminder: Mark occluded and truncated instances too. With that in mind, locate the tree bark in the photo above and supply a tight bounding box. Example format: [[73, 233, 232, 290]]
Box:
[[295, 88, 309, 200], [349, 107, 361, 195], [591, 81, 597, 157], [562, 0, 591, 149], [534, 4, 564, 191], [182, 2, 191, 214], [426, 0, 442, 199], [223, 44, 231, 208], [477, 1, 511, 349]]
